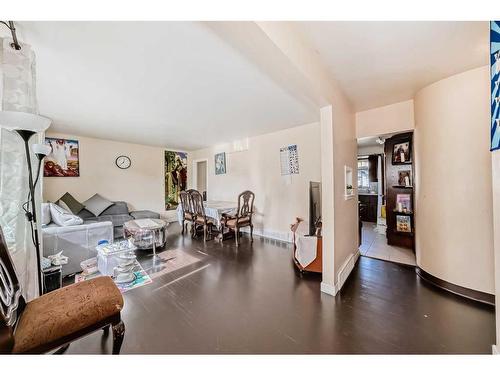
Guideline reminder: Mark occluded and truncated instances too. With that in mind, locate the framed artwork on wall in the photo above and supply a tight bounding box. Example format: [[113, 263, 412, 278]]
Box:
[[44, 138, 80, 177], [280, 144, 299, 175], [490, 21, 500, 151], [215, 152, 226, 175], [392, 140, 411, 164], [164, 150, 188, 210]]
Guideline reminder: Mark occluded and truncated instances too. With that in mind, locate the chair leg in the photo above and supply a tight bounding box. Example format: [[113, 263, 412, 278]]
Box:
[[182, 220, 185, 234], [112, 320, 125, 354], [250, 224, 254, 242], [203, 223, 207, 242], [235, 226, 239, 247]]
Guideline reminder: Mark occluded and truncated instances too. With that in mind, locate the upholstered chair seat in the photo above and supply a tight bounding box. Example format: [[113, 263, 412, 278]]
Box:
[[224, 216, 250, 227], [12, 276, 123, 354]]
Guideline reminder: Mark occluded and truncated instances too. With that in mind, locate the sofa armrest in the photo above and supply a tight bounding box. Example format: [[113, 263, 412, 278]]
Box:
[[42, 221, 113, 276]]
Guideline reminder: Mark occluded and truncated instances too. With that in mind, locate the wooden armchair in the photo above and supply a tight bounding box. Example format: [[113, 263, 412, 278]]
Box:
[[190, 190, 214, 242], [221, 190, 255, 246], [0, 226, 125, 354], [179, 189, 195, 235]]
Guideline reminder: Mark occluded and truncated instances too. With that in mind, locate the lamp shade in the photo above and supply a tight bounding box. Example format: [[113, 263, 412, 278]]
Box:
[[31, 143, 51, 156], [0, 37, 51, 132]]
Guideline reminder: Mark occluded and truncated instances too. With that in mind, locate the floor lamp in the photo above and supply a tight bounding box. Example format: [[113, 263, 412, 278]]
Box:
[[17, 129, 51, 296]]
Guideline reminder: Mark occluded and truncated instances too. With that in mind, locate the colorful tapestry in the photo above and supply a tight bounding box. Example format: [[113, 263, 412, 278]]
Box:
[[44, 138, 80, 177], [491, 21, 500, 151], [165, 150, 188, 210]]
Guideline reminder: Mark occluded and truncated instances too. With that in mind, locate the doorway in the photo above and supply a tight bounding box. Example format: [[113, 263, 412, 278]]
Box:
[[195, 160, 207, 200], [357, 133, 416, 266]]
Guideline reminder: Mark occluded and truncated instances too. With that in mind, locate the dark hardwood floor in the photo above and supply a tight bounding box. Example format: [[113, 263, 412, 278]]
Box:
[[65, 223, 495, 354]]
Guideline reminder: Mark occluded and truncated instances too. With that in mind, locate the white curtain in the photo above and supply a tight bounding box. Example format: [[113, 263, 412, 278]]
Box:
[[0, 129, 41, 300], [0, 36, 46, 301]]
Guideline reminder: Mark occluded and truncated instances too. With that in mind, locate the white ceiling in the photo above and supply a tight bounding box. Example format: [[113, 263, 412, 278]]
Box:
[[10, 22, 318, 150], [297, 21, 489, 111]]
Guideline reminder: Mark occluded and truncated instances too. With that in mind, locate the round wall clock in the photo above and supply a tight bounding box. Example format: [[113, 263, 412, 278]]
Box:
[[115, 155, 131, 169]]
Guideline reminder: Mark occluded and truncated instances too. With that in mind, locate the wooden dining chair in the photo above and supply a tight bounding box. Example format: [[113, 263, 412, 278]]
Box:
[[221, 190, 255, 246], [190, 189, 214, 242], [0, 226, 125, 354], [179, 189, 195, 235]]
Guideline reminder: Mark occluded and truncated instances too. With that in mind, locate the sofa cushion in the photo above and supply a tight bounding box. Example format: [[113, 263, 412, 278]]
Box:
[[83, 194, 114, 217], [49, 203, 83, 227], [12, 276, 123, 353], [100, 201, 129, 216], [78, 208, 96, 220], [57, 192, 85, 215], [98, 214, 133, 228]]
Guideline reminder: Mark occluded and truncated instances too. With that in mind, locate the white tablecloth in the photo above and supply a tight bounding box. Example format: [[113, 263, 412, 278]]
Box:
[[176, 200, 238, 227]]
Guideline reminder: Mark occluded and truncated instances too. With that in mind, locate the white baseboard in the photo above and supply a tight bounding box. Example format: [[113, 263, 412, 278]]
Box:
[[334, 249, 360, 293], [320, 249, 360, 297], [493, 345, 499, 355], [240, 226, 293, 243], [320, 282, 336, 296]]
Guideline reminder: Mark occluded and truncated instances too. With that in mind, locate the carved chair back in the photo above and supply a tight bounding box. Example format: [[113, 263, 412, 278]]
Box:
[[179, 190, 193, 216], [0, 226, 26, 352], [190, 190, 206, 220], [236, 190, 255, 221]]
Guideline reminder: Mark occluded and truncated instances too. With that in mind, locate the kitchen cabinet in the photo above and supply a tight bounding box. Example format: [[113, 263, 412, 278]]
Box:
[[358, 194, 377, 223]]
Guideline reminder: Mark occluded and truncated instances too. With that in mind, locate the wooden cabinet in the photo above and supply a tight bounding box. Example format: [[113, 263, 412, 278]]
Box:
[[358, 194, 377, 223]]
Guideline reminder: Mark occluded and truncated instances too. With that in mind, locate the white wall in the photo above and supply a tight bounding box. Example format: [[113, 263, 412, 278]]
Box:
[[189, 122, 321, 241], [414, 66, 494, 294], [43, 132, 188, 217], [357, 144, 384, 156], [492, 151, 500, 347], [356, 100, 415, 139]]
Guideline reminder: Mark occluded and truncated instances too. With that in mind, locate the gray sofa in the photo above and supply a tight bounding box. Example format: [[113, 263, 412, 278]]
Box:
[[76, 201, 160, 239]]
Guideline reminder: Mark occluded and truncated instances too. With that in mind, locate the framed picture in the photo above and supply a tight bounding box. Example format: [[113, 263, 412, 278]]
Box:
[[392, 140, 411, 164], [398, 170, 412, 186], [396, 215, 412, 233], [396, 194, 412, 213], [215, 152, 226, 175], [44, 138, 80, 177], [164, 150, 188, 210]]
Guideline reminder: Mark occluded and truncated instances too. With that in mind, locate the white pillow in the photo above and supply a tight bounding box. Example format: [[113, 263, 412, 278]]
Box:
[[41, 203, 51, 225], [49, 203, 83, 227]]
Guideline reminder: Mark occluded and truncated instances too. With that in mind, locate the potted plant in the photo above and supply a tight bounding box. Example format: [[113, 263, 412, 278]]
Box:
[[346, 184, 353, 195]]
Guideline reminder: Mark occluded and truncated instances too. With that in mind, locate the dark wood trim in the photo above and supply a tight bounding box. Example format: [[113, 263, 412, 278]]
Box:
[[416, 267, 495, 306]]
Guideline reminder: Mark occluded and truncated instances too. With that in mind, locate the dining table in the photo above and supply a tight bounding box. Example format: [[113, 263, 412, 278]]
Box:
[[176, 200, 238, 229]]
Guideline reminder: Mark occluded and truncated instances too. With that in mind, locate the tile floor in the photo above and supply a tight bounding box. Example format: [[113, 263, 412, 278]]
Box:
[[359, 221, 416, 266]]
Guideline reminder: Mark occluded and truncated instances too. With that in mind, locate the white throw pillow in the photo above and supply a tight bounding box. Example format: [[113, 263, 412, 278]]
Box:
[[49, 203, 83, 227], [41, 203, 51, 225]]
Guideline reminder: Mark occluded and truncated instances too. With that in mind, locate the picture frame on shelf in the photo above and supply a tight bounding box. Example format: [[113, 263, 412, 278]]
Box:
[[396, 194, 412, 213], [398, 170, 412, 186], [392, 140, 412, 164], [396, 215, 412, 233]]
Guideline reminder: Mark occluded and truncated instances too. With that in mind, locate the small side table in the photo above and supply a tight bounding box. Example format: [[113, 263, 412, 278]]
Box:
[[42, 265, 62, 294]]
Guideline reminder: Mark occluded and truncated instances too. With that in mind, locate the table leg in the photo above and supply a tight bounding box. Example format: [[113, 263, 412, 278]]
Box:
[[152, 229, 157, 257]]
